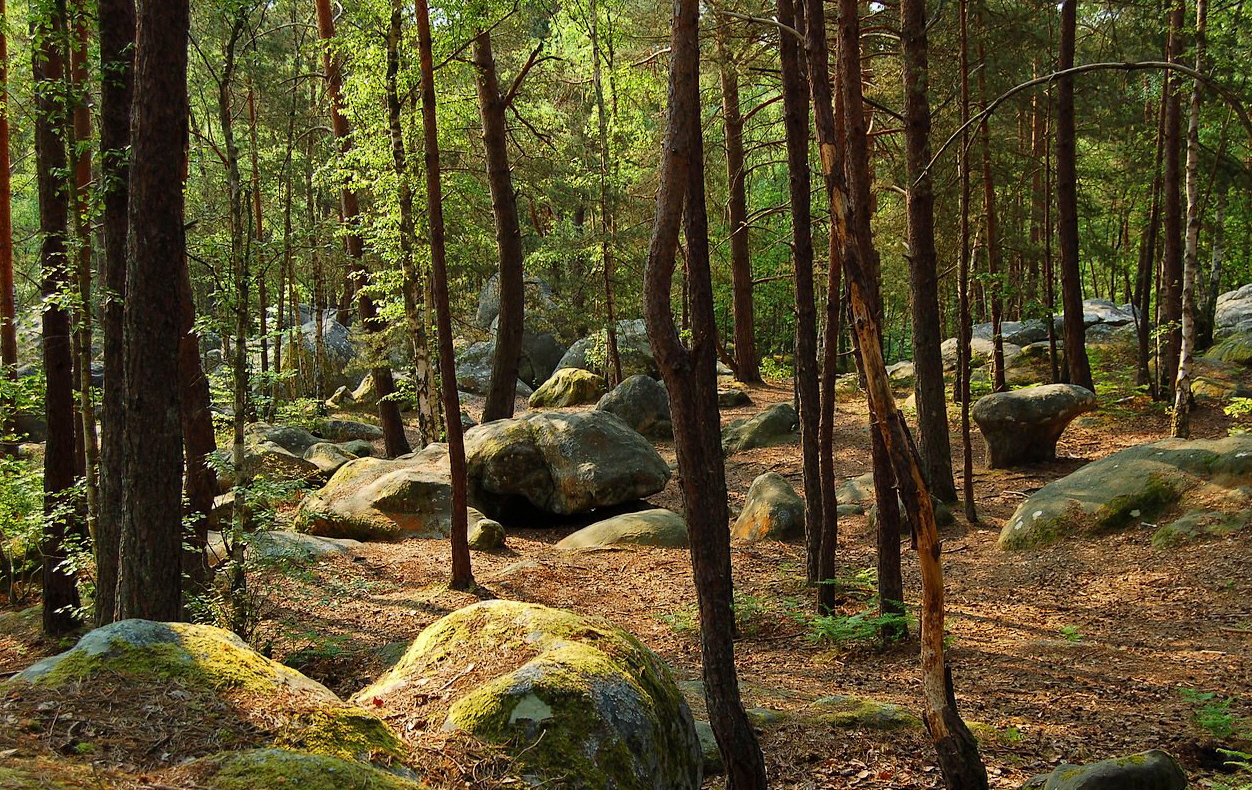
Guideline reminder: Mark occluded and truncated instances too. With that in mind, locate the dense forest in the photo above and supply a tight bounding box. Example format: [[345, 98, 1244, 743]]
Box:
[[0, 0, 1250, 787]]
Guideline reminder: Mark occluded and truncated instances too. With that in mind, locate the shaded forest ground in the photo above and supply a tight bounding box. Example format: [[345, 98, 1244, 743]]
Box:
[[2, 361, 1250, 789]]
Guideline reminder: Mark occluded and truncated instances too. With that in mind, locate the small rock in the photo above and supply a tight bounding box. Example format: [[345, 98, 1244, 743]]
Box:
[[556, 508, 688, 550], [528, 367, 606, 408], [467, 516, 506, 550], [721, 403, 798, 455], [732, 473, 805, 542]]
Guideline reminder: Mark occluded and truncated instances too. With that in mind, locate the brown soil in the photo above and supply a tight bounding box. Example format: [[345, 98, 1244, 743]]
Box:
[[2, 368, 1251, 790]]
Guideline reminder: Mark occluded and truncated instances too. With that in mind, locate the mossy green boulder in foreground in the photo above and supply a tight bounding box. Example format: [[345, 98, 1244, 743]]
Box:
[[179, 748, 427, 790], [354, 599, 702, 790], [4, 619, 405, 766], [1000, 436, 1252, 549], [1019, 749, 1185, 790]]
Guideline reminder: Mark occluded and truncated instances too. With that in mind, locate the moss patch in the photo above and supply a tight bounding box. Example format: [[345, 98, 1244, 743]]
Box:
[[182, 748, 426, 790]]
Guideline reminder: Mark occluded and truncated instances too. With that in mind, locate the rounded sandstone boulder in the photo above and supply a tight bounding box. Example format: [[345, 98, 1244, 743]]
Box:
[[972, 383, 1096, 468]]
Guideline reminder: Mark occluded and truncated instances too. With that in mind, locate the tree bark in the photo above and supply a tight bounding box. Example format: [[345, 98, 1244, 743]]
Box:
[[976, 27, 1006, 393], [1172, 0, 1206, 438], [900, 0, 956, 502], [590, 0, 622, 387], [179, 248, 217, 598], [95, 0, 135, 625], [32, 0, 81, 635], [1157, 0, 1185, 398], [717, 22, 761, 384], [1134, 83, 1167, 394], [314, 0, 410, 456], [958, 0, 977, 521], [474, 32, 526, 423], [838, 0, 987, 781], [0, 0, 16, 453], [1199, 181, 1228, 348], [1056, 0, 1094, 392], [115, 0, 189, 622], [643, 1, 767, 785]]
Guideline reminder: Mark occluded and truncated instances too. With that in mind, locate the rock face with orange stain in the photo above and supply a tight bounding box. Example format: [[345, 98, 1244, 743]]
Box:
[[732, 472, 805, 542]]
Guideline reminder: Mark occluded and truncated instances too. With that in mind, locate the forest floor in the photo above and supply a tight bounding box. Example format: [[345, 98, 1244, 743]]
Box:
[[2, 359, 1251, 789]]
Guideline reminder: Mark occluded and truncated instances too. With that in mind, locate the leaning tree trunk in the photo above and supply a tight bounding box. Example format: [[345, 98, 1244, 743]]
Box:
[[32, 0, 81, 636], [1056, 0, 1094, 392], [1172, 0, 1206, 438], [837, 0, 988, 782], [415, 0, 472, 590], [899, 0, 957, 502], [474, 31, 526, 423], [94, 0, 135, 625], [1157, 0, 1185, 398], [115, 0, 190, 622], [314, 0, 410, 456], [717, 22, 760, 384], [643, 0, 767, 785]]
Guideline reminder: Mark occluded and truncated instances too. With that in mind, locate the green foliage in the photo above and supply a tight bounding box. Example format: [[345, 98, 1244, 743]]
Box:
[[800, 605, 914, 647], [655, 605, 697, 636], [1059, 625, 1085, 643], [1179, 689, 1243, 740]]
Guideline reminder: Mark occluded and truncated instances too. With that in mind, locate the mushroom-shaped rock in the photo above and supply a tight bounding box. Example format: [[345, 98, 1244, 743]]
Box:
[[1000, 435, 1252, 549], [721, 402, 798, 455], [731, 473, 805, 542], [556, 508, 688, 550], [596, 374, 672, 437], [6, 620, 403, 766], [972, 384, 1096, 468], [465, 410, 670, 516], [1020, 749, 1185, 790], [354, 600, 701, 790], [528, 367, 606, 408]]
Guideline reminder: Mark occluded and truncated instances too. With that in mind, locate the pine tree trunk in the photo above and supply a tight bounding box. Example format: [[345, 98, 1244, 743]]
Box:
[[1199, 182, 1228, 348], [643, 1, 766, 784], [1056, 0, 1094, 392], [179, 248, 217, 598], [32, 0, 82, 635], [899, 0, 956, 503], [415, 0, 472, 590], [0, 0, 17, 454], [590, 0, 622, 386], [717, 23, 760, 384], [474, 32, 526, 423], [958, 0, 977, 521], [1135, 85, 1167, 393], [1157, 0, 1185, 398], [116, 0, 190, 622], [1172, 0, 1206, 438], [976, 28, 1006, 393]]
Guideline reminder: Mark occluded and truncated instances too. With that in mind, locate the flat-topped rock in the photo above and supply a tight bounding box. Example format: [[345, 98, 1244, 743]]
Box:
[[556, 508, 688, 550], [972, 384, 1096, 468]]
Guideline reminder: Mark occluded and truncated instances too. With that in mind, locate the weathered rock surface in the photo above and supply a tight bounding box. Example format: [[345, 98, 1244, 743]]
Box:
[[1215, 284, 1252, 340], [886, 361, 915, 387], [314, 418, 384, 443], [246, 422, 321, 455], [453, 342, 535, 399], [972, 384, 1096, 468], [354, 600, 701, 790], [475, 272, 558, 329], [1204, 328, 1252, 366], [466, 410, 671, 516], [1020, 750, 1185, 790], [467, 515, 506, 550], [717, 387, 753, 408], [722, 403, 798, 455], [999, 435, 1252, 549], [214, 441, 321, 490], [558, 318, 659, 379], [596, 374, 672, 437], [302, 442, 360, 475], [556, 508, 688, 550], [528, 367, 605, 408], [207, 530, 365, 566], [942, 336, 1022, 371], [182, 749, 427, 790], [731, 473, 805, 542]]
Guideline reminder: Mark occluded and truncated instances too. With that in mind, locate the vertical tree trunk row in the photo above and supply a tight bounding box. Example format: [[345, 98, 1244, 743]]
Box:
[[1157, 0, 1185, 398]]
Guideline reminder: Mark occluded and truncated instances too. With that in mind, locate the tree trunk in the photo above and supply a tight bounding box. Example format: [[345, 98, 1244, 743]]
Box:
[[778, 0, 823, 583], [415, 0, 472, 590], [976, 28, 1006, 392], [717, 22, 760, 384], [1199, 182, 1228, 348], [95, 0, 135, 625], [314, 0, 410, 456], [115, 0, 189, 622], [643, 1, 766, 785], [590, 0, 622, 387], [386, 0, 438, 445], [474, 32, 526, 423], [0, 0, 16, 453], [1172, 0, 1206, 438], [1157, 0, 1185, 398], [958, 0, 977, 521], [1135, 84, 1167, 394], [838, 0, 987, 781], [1056, 0, 1094, 392], [179, 248, 217, 598], [32, 0, 81, 635], [900, 0, 956, 502]]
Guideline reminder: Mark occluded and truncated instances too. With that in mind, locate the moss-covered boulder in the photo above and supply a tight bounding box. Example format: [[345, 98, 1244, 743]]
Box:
[[303, 441, 360, 474], [0, 756, 130, 790], [717, 387, 752, 408], [809, 695, 920, 730], [467, 514, 506, 550], [465, 410, 671, 516], [721, 402, 798, 455], [1206, 329, 1252, 367], [1150, 504, 1252, 547], [179, 748, 426, 790], [314, 418, 385, 443], [213, 441, 322, 491], [528, 367, 606, 408], [245, 422, 321, 454], [353, 600, 701, 790], [5, 620, 404, 767], [1020, 749, 1185, 790], [596, 374, 672, 437], [556, 508, 688, 550], [1000, 436, 1252, 549], [732, 472, 805, 542]]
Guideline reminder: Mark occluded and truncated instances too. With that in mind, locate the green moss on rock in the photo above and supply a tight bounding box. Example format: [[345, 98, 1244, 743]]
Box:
[[810, 695, 921, 730], [187, 749, 426, 790]]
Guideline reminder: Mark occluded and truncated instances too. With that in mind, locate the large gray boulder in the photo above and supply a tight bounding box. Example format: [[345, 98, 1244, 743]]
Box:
[[453, 341, 535, 399], [558, 318, 659, 379], [465, 410, 671, 516], [972, 384, 1096, 468], [941, 336, 1022, 371], [1000, 435, 1252, 549], [245, 422, 321, 455], [1215, 284, 1252, 340], [313, 418, 384, 443], [1079, 298, 1137, 326], [722, 403, 798, 455], [475, 272, 558, 329], [972, 319, 1049, 346], [301, 442, 360, 475], [286, 318, 354, 394], [353, 600, 702, 790], [213, 441, 321, 490], [597, 374, 672, 437], [556, 508, 688, 550], [731, 472, 805, 542], [1020, 750, 1185, 790]]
